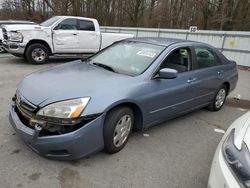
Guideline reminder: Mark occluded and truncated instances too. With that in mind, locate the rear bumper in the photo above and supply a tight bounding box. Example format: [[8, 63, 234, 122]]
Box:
[[2, 40, 25, 54], [9, 105, 105, 160]]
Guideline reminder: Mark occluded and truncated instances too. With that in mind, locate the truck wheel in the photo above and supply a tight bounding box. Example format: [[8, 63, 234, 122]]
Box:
[[104, 107, 134, 154], [25, 43, 49, 64], [207, 85, 227, 111]]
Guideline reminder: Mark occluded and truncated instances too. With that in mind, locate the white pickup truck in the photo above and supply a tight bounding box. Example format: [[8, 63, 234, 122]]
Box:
[[2, 16, 133, 64]]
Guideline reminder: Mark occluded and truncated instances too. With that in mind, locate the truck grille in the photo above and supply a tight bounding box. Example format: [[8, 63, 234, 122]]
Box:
[[2, 28, 8, 40]]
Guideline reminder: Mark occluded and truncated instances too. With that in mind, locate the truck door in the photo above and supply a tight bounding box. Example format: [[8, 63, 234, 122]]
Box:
[[77, 19, 100, 53], [52, 18, 79, 53]]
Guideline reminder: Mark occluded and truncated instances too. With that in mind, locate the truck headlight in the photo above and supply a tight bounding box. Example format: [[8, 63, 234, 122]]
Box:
[[8, 31, 23, 42], [223, 129, 250, 187], [37, 97, 90, 119]]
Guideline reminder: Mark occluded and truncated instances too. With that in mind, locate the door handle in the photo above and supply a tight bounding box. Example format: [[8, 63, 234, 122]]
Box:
[[187, 78, 196, 83], [73, 33, 77, 35], [217, 70, 224, 75]]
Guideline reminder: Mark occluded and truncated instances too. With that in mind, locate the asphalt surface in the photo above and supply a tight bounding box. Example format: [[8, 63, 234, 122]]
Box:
[[0, 55, 249, 188]]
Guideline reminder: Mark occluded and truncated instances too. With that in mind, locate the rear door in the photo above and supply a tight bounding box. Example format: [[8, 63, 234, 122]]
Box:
[[77, 19, 100, 53], [191, 46, 225, 106], [52, 18, 79, 53]]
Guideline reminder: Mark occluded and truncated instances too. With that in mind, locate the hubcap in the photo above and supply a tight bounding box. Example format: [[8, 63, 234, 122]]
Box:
[[113, 115, 132, 148], [31, 48, 46, 62], [215, 88, 226, 108]]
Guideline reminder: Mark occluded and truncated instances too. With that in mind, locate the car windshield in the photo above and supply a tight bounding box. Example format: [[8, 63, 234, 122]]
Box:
[[87, 41, 165, 76], [40, 16, 61, 27]]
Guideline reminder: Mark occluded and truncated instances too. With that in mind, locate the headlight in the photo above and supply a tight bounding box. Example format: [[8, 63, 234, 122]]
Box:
[[37, 97, 90, 119], [223, 129, 250, 187], [8, 31, 23, 42]]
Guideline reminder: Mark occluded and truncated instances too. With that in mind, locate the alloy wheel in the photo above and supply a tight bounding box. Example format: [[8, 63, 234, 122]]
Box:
[[31, 48, 46, 62], [215, 88, 226, 109]]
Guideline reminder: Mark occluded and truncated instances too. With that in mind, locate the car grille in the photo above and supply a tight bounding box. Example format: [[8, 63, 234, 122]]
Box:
[[15, 91, 38, 128], [2, 28, 8, 40], [16, 91, 37, 113]]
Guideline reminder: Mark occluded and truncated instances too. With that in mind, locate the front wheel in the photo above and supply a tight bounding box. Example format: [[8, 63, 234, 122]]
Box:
[[25, 43, 49, 64], [207, 85, 227, 111], [104, 107, 134, 154]]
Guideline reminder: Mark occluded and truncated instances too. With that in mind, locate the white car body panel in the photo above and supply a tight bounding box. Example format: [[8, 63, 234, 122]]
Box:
[[101, 33, 135, 49], [208, 111, 250, 188], [2, 16, 133, 56], [208, 145, 241, 188], [77, 30, 101, 53], [52, 29, 79, 53]]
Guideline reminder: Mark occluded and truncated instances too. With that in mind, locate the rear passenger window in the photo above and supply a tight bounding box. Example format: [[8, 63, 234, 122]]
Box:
[[56, 19, 77, 30], [194, 47, 221, 69], [78, 20, 95, 31]]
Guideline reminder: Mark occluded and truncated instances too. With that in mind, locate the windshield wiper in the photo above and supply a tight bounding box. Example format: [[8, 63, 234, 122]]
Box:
[[92, 62, 117, 73]]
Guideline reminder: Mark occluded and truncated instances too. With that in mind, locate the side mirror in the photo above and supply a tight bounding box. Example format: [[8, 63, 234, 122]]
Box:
[[155, 68, 178, 79]]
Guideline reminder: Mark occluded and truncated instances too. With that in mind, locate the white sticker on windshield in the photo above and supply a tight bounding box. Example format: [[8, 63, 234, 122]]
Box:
[[137, 50, 156, 58]]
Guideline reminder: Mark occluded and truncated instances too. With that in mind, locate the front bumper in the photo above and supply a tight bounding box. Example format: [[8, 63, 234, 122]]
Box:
[[2, 40, 25, 54], [208, 142, 241, 188], [9, 105, 105, 160]]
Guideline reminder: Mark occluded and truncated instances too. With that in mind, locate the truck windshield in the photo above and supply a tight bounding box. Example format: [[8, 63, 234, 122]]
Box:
[[40, 16, 61, 27], [87, 41, 165, 76]]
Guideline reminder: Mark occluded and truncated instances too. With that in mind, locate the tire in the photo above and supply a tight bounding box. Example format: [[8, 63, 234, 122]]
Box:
[[25, 43, 49, 64], [104, 107, 134, 154], [207, 85, 227, 111]]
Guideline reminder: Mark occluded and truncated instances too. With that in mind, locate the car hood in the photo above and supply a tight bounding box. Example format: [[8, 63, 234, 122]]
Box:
[[3, 24, 43, 32], [229, 111, 250, 150], [17, 60, 133, 107]]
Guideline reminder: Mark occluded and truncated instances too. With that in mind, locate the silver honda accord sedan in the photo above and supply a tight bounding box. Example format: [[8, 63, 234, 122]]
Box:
[[9, 37, 238, 160]]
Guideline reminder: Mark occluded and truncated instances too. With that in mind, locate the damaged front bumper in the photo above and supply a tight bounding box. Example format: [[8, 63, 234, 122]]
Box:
[[2, 40, 25, 54], [9, 105, 105, 160]]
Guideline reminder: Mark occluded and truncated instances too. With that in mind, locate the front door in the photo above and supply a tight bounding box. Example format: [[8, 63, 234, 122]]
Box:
[[52, 18, 79, 53], [142, 47, 198, 126]]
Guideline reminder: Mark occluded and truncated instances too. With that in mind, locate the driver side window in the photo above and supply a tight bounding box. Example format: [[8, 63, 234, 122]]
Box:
[[55, 19, 77, 30], [160, 47, 192, 73]]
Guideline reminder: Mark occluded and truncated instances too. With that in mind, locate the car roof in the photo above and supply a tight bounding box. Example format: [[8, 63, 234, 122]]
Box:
[[125, 37, 206, 47]]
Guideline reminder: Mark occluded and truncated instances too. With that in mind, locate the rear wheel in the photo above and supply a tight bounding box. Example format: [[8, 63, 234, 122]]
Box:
[[104, 107, 134, 154], [25, 43, 49, 64], [207, 85, 227, 111]]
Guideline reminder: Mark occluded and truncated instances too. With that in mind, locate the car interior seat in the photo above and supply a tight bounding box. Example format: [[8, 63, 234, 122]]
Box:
[[163, 50, 188, 73]]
